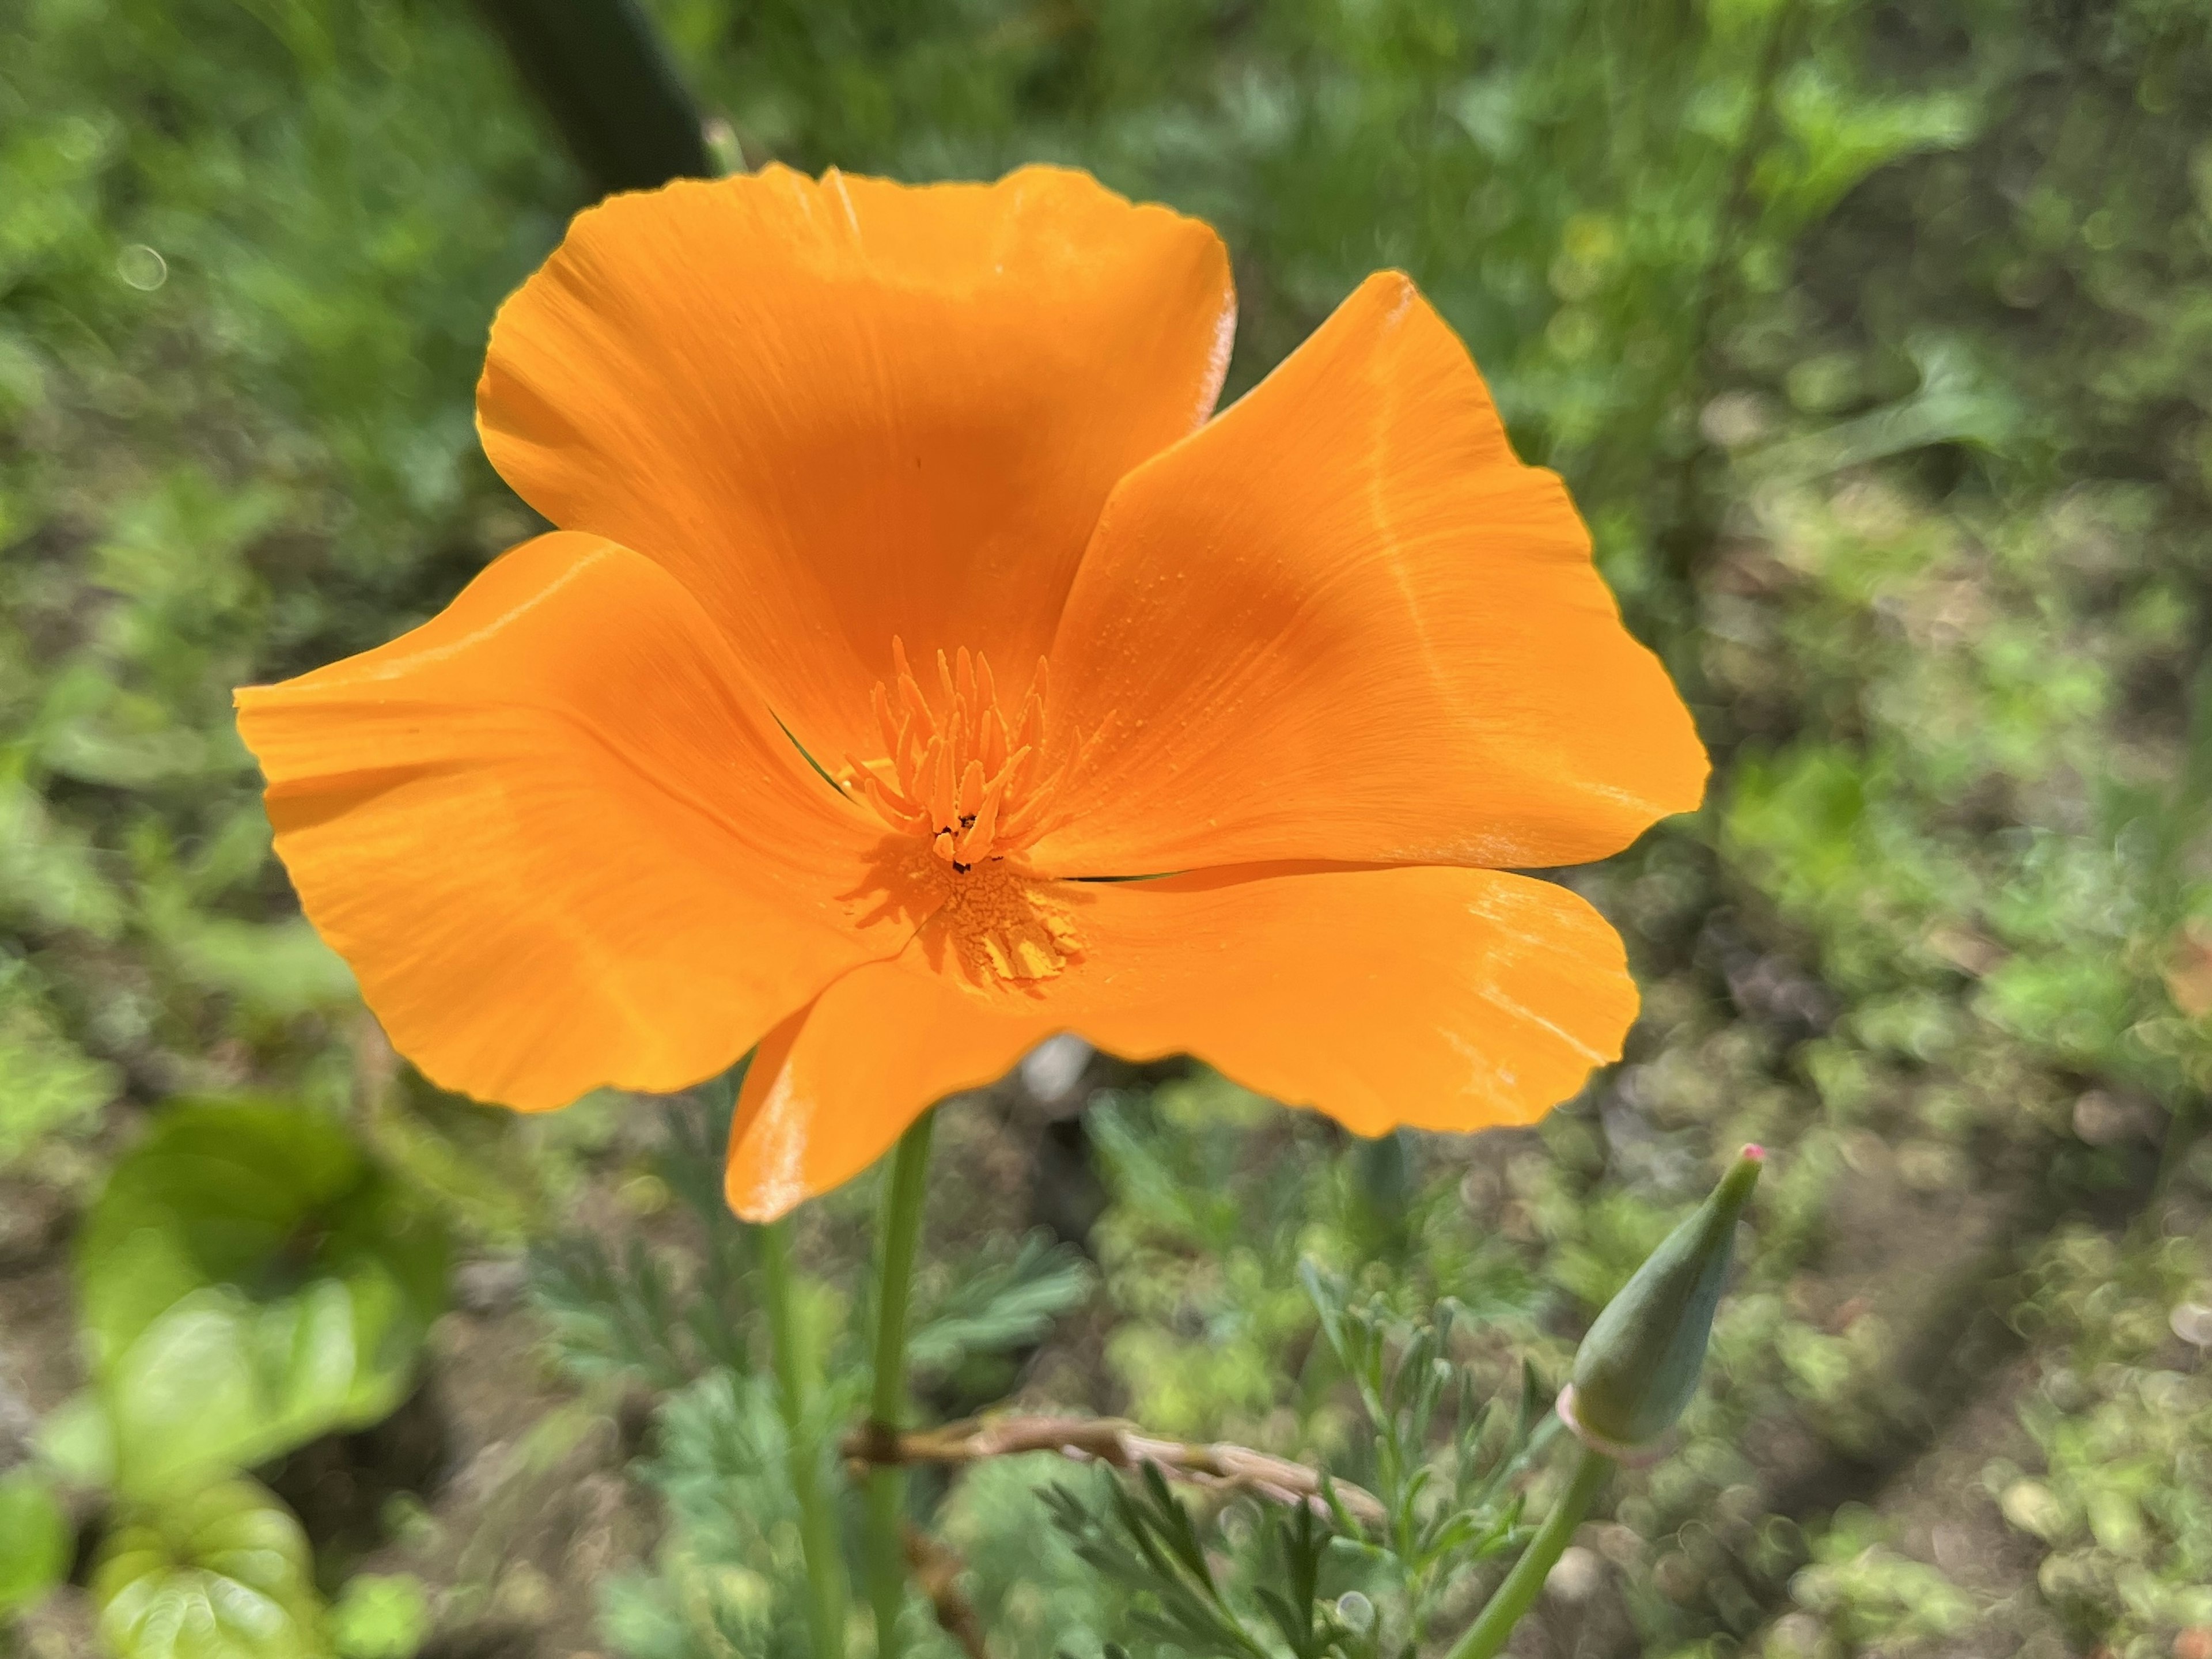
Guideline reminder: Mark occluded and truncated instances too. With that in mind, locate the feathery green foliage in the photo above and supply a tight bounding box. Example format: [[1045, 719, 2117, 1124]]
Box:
[[7, 1, 2212, 1655]]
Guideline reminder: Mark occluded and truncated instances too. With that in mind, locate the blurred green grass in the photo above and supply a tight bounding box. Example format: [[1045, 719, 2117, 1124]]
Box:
[[6, 2, 2212, 1657]]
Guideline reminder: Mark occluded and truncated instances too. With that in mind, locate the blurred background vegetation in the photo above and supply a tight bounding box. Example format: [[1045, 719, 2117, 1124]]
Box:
[[5, 0, 2212, 1656]]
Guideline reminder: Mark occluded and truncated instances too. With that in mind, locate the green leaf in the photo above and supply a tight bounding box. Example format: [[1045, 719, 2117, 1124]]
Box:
[[906, 1234, 1095, 1372], [75, 1100, 448, 1493], [36, 1390, 116, 1487], [103, 1281, 407, 1494], [329, 1573, 430, 1659], [150, 912, 357, 1022], [0, 994, 117, 1166], [0, 768, 127, 940], [92, 1479, 326, 1659], [0, 1468, 71, 1613]]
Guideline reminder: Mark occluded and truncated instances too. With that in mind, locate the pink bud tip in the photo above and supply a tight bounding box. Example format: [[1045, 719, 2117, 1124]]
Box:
[[1741, 1143, 1766, 1163]]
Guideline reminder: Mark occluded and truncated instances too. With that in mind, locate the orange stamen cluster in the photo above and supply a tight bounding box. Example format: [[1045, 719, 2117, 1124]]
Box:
[[844, 639, 1085, 870]]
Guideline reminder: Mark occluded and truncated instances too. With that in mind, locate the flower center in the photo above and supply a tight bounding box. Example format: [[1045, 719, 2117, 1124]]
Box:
[[840, 638, 1081, 870], [840, 639, 1095, 987], [913, 848, 1084, 984]]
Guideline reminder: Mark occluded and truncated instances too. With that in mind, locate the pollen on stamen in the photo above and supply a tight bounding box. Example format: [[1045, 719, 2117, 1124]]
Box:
[[843, 638, 1075, 869], [841, 638, 1094, 987]]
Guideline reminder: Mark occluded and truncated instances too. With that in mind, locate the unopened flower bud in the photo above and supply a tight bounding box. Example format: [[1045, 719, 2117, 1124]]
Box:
[[1559, 1145, 1763, 1460]]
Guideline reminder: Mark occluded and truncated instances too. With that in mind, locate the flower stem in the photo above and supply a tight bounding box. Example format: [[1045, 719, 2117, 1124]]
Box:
[[1444, 1443, 1613, 1659], [758, 1215, 847, 1659], [865, 1110, 937, 1659]]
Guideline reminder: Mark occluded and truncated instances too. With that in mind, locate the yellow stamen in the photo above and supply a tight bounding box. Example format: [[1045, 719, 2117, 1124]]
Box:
[[957, 771, 1005, 862], [981, 706, 1007, 777], [929, 738, 956, 832], [872, 681, 900, 760], [848, 640, 1099, 966]]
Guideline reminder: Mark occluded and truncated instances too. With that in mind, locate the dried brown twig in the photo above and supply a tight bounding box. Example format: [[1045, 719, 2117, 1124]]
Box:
[[842, 1414, 1387, 1528]]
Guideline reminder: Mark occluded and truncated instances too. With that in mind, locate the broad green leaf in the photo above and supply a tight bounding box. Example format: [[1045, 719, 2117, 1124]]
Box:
[[0, 1468, 71, 1613], [36, 1389, 116, 1488], [103, 1281, 410, 1495], [75, 1101, 448, 1493], [92, 1480, 325, 1659]]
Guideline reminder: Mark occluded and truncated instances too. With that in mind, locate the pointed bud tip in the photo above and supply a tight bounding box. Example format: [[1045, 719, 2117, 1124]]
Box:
[[1565, 1140, 1767, 1454]]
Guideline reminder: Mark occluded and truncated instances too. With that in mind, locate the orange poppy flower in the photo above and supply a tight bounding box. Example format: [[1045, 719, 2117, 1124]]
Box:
[[236, 165, 1705, 1221]]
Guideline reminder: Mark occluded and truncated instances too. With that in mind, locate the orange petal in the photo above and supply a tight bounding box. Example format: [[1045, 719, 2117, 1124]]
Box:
[[1035, 272, 1707, 877], [1068, 865, 1637, 1135], [479, 164, 1234, 765], [725, 864, 1633, 1218], [726, 969, 1046, 1221], [235, 532, 911, 1112]]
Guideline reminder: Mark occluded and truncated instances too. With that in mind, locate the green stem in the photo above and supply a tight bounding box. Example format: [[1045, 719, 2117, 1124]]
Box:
[[474, 0, 712, 195], [758, 1217, 847, 1659], [1444, 1443, 1614, 1659], [865, 1111, 937, 1659]]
